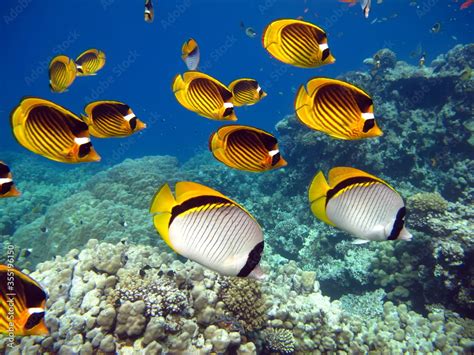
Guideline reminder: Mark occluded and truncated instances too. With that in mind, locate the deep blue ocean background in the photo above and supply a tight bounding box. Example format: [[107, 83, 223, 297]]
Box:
[[1, 0, 472, 163]]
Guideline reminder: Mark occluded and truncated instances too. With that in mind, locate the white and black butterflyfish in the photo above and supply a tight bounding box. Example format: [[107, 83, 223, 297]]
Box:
[[150, 181, 265, 279], [308, 167, 412, 244]]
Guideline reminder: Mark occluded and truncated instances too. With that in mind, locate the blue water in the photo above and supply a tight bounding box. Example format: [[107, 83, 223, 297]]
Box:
[[1, 0, 471, 162]]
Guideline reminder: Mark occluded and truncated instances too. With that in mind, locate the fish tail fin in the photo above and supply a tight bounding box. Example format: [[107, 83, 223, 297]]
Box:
[[308, 171, 334, 226], [294, 84, 324, 131], [150, 183, 176, 214], [150, 183, 176, 248]]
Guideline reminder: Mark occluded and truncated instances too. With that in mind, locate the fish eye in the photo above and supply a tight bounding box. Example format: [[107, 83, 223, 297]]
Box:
[[223, 107, 234, 117], [129, 117, 137, 130], [78, 142, 92, 158], [25, 311, 45, 330], [321, 48, 330, 62], [362, 119, 376, 133]]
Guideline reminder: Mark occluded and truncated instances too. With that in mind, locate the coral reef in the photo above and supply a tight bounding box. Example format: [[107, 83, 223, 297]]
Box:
[[261, 328, 295, 355], [0, 241, 471, 353], [219, 277, 268, 332]]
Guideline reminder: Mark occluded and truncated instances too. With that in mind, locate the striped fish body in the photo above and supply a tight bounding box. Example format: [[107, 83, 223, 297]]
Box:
[[295, 77, 383, 140], [144, 0, 154, 22], [0, 265, 48, 336], [83, 101, 146, 138], [209, 125, 287, 172], [182, 38, 200, 70], [150, 182, 265, 278], [309, 167, 412, 242], [0, 161, 20, 198], [228, 79, 267, 106], [263, 19, 335, 68], [75, 49, 106, 76], [172, 72, 237, 121], [49, 55, 77, 93], [10, 98, 101, 163]]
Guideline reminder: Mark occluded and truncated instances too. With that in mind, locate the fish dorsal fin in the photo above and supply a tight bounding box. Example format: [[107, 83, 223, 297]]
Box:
[[308, 171, 335, 226], [328, 167, 386, 187], [215, 124, 245, 140], [175, 181, 227, 204]]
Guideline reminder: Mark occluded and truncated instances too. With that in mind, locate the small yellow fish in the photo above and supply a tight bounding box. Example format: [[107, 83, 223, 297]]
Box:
[[262, 19, 335, 68], [49, 55, 77, 93], [75, 49, 106, 76], [209, 125, 287, 172], [82, 101, 147, 138], [228, 78, 267, 106], [295, 77, 383, 140], [172, 71, 236, 121], [11, 97, 101, 163]]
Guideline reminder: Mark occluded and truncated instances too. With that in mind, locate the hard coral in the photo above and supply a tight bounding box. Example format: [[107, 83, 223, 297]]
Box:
[[110, 272, 188, 317], [219, 277, 268, 332], [261, 328, 295, 355]]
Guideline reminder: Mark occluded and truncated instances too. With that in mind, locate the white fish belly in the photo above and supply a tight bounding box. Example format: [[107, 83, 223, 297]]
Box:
[[326, 184, 403, 240], [169, 204, 263, 275]]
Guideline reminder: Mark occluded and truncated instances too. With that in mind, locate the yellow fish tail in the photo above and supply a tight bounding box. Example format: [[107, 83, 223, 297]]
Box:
[[308, 171, 334, 226]]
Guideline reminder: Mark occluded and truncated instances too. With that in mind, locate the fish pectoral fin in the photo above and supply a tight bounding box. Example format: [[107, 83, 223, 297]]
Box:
[[351, 239, 370, 245]]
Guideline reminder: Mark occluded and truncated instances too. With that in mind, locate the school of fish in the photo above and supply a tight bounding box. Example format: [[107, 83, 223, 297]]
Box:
[[2, 4, 421, 338]]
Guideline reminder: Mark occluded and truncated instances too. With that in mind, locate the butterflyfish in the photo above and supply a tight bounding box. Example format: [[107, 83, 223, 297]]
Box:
[[48, 55, 77, 93], [172, 71, 237, 121], [209, 125, 287, 172], [150, 181, 265, 279], [295, 77, 383, 140], [228, 78, 267, 106], [10, 97, 101, 163], [308, 167, 412, 243], [82, 101, 146, 138], [0, 161, 20, 198], [181, 38, 200, 70], [0, 264, 48, 336], [144, 0, 154, 22], [262, 19, 335, 68], [75, 49, 106, 76]]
